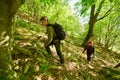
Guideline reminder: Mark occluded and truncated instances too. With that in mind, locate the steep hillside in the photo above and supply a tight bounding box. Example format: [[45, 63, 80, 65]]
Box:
[[11, 18, 120, 80]]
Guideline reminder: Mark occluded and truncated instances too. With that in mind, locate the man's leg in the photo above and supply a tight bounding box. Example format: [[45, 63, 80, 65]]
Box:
[[54, 40, 64, 63], [45, 40, 54, 55], [87, 53, 92, 61]]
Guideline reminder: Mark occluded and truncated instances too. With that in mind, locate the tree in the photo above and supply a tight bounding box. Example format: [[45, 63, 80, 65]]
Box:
[[0, 0, 24, 79], [83, 0, 114, 46], [75, 0, 114, 46]]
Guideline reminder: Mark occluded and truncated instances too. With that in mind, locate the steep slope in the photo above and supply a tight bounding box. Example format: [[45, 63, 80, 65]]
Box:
[[11, 24, 120, 80]]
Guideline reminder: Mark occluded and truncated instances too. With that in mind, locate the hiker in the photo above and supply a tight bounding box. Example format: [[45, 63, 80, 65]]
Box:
[[40, 16, 65, 63], [83, 40, 95, 61]]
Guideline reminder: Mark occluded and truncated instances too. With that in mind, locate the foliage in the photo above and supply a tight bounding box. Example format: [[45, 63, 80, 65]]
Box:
[[74, 0, 116, 16], [7, 0, 120, 79], [94, 7, 120, 51], [18, 0, 82, 45]]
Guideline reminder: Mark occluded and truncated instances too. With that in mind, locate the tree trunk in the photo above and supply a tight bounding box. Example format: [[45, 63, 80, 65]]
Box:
[[82, 0, 107, 46], [82, 21, 95, 46], [82, 4, 96, 46], [0, 0, 24, 79]]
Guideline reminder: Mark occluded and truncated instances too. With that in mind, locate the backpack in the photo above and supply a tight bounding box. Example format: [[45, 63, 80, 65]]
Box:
[[48, 23, 66, 40]]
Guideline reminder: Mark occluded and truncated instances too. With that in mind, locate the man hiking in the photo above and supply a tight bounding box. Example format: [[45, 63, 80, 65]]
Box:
[[40, 16, 64, 64]]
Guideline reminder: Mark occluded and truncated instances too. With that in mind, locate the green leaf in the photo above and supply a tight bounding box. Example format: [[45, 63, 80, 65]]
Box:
[[109, 0, 114, 3]]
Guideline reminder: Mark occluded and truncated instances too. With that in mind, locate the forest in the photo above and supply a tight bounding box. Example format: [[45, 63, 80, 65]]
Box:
[[0, 0, 120, 80]]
